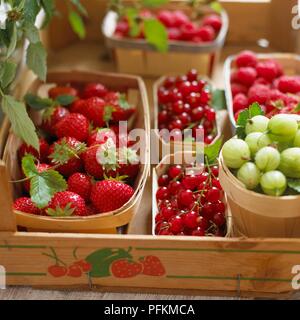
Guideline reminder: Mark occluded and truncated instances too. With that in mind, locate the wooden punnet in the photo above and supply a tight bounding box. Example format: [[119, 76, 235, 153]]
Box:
[[3, 70, 150, 234], [102, 1, 228, 77]]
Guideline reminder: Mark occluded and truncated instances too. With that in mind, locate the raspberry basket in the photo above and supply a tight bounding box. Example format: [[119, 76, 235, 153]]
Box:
[[102, 1, 228, 77], [224, 53, 300, 131], [153, 75, 232, 158], [2, 70, 150, 234]]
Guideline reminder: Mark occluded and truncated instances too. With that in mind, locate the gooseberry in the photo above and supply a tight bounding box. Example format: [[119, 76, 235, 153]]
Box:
[[237, 162, 261, 190], [260, 170, 287, 196]]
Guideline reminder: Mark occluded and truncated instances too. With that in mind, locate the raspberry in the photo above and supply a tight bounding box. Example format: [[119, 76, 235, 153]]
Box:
[[167, 27, 181, 40], [235, 50, 258, 68], [277, 76, 300, 94], [157, 10, 174, 28], [248, 84, 270, 105], [231, 83, 248, 97], [196, 25, 215, 42], [269, 89, 286, 103], [254, 77, 270, 86], [233, 93, 248, 113], [202, 14, 222, 32], [230, 71, 239, 83], [237, 67, 257, 86], [256, 60, 278, 82]]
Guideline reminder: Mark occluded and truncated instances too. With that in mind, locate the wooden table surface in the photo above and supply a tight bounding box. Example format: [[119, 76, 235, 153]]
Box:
[[2, 43, 298, 300]]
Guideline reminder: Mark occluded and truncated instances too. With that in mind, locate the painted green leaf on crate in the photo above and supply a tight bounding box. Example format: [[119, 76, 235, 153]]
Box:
[[85, 248, 132, 277]]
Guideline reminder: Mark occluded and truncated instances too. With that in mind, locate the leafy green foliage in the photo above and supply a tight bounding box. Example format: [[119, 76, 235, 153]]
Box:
[[236, 103, 264, 139], [71, 0, 88, 16], [119, 94, 130, 110], [287, 179, 300, 194], [142, 0, 169, 7], [6, 23, 17, 58], [210, 1, 223, 14], [23, 21, 40, 44], [126, 7, 140, 37], [0, 60, 17, 89], [144, 18, 168, 52], [47, 203, 75, 217], [55, 94, 76, 106], [26, 41, 47, 81], [68, 11, 86, 39], [24, 93, 53, 110], [21, 154, 67, 208], [204, 137, 223, 164], [2, 95, 39, 151]]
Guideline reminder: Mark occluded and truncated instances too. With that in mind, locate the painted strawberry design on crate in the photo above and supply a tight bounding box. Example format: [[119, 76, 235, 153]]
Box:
[[45, 247, 166, 279]]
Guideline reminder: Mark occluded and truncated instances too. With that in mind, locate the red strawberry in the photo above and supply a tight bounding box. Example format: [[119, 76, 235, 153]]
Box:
[[202, 14, 222, 32], [90, 180, 134, 213], [111, 259, 142, 278], [111, 105, 135, 122], [48, 86, 78, 99], [13, 197, 41, 215], [41, 106, 70, 136], [85, 204, 98, 216], [48, 265, 68, 277], [82, 146, 104, 179], [139, 256, 166, 276], [82, 83, 108, 99], [48, 137, 83, 177], [87, 128, 117, 147], [117, 147, 140, 181], [67, 173, 92, 201], [85, 97, 107, 127], [18, 138, 50, 163], [69, 99, 88, 116], [235, 50, 258, 68], [46, 191, 87, 217], [55, 113, 89, 142], [24, 163, 51, 193]]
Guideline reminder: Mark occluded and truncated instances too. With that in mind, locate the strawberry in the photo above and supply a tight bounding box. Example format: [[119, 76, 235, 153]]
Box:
[[48, 137, 84, 177], [55, 113, 89, 142], [82, 146, 104, 179], [82, 83, 108, 99], [48, 85, 78, 99], [235, 50, 258, 68], [41, 106, 70, 136], [18, 138, 50, 163], [85, 97, 107, 127], [139, 256, 166, 276], [85, 204, 98, 216], [111, 105, 135, 122], [67, 173, 92, 201], [111, 259, 142, 278], [46, 191, 87, 216], [202, 14, 222, 32], [13, 197, 41, 215], [90, 180, 134, 213], [87, 128, 117, 147], [69, 99, 88, 116], [117, 147, 140, 181], [24, 163, 51, 193]]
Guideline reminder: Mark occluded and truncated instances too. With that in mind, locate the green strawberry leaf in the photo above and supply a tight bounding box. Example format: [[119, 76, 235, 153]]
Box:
[[287, 179, 300, 194], [212, 89, 226, 110], [25, 93, 54, 110], [22, 154, 38, 178], [6, 23, 17, 58], [30, 169, 67, 209], [85, 248, 132, 278], [126, 7, 140, 37], [118, 94, 130, 110], [142, 0, 168, 7], [26, 41, 47, 81], [144, 18, 168, 52], [23, 21, 40, 44], [0, 60, 17, 89], [68, 10, 86, 39], [40, 0, 55, 28], [48, 138, 86, 165], [2, 95, 39, 151], [236, 103, 264, 139], [46, 202, 75, 217], [204, 137, 223, 165], [210, 1, 223, 14], [24, 0, 41, 23], [55, 94, 76, 106], [103, 105, 115, 123]]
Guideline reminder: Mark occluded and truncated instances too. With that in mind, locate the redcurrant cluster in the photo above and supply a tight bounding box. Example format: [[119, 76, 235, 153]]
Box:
[[155, 163, 227, 237], [157, 69, 217, 144]]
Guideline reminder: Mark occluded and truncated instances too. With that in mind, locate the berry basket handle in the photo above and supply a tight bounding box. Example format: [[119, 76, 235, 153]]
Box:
[[0, 161, 16, 232]]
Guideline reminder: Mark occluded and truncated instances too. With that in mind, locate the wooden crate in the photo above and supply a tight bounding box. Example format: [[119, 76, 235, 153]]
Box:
[[102, 1, 228, 77], [2, 70, 150, 234]]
